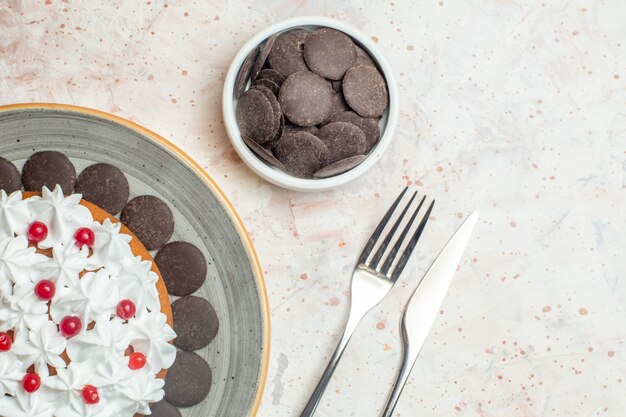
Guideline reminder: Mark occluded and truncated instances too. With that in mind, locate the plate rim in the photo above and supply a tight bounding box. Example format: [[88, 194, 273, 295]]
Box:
[[0, 102, 271, 417]]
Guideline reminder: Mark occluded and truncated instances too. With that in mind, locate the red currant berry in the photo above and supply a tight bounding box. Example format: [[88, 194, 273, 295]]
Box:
[[34, 280, 56, 301], [27, 221, 48, 243], [22, 373, 41, 393], [74, 227, 95, 248], [59, 316, 82, 338], [128, 352, 146, 370], [116, 299, 136, 320], [0, 332, 12, 352], [82, 385, 100, 404]]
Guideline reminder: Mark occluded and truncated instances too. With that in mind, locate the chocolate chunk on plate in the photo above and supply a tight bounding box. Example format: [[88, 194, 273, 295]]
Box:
[[325, 111, 380, 152], [121, 195, 174, 251], [275, 132, 329, 178], [236, 46, 259, 98], [250, 34, 277, 82], [172, 295, 219, 351], [317, 121, 367, 163], [267, 29, 310, 77], [314, 155, 367, 178], [343, 65, 389, 118], [22, 150, 76, 194], [304, 28, 356, 80], [164, 351, 212, 407], [0, 156, 21, 193], [75, 163, 130, 215], [156, 241, 207, 296], [279, 70, 333, 127], [150, 399, 182, 417], [236, 89, 277, 145], [257, 68, 286, 86]]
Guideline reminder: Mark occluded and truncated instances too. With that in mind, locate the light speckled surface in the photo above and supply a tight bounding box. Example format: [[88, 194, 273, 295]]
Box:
[[1, 1, 625, 416]]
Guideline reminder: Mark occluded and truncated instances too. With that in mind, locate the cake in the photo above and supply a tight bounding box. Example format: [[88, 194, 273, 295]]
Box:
[[0, 185, 176, 417]]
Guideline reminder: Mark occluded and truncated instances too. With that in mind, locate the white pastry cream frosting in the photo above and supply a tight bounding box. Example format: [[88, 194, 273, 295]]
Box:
[[0, 186, 176, 417]]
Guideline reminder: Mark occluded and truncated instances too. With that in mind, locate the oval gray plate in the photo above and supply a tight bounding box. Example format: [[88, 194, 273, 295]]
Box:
[[0, 104, 269, 417]]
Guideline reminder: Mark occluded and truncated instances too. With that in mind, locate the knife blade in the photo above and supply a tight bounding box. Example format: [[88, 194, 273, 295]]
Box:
[[381, 211, 479, 417]]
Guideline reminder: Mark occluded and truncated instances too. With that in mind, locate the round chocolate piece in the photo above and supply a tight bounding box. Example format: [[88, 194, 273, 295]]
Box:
[[322, 92, 351, 124], [155, 241, 207, 296], [267, 29, 310, 77], [250, 34, 277, 82], [172, 296, 219, 351], [304, 28, 357, 80], [236, 89, 277, 145], [121, 195, 174, 251], [236, 46, 259, 98], [253, 78, 280, 97], [275, 132, 329, 178], [0, 156, 21, 193], [243, 136, 285, 169], [279, 71, 333, 127], [355, 45, 377, 67], [283, 124, 319, 137], [343, 65, 389, 118], [326, 111, 380, 152], [164, 351, 212, 407], [317, 121, 367, 163], [22, 151, 76, 194], [314, 155, 367, 178], [257, 68, 286, 86], [251, 85, 281, 141], [75, 163, 129, 215], [150, 399, 182, 417]]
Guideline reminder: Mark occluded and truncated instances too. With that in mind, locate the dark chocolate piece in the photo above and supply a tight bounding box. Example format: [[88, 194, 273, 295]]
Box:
[[314, 155, 367, 178], [236, 89, 277, 145], [250, 34, 277, 82], [274, 132, 329, 178], [304, 28, 356, 80], [155, 241, 207, 296], [236, 46, 260, 98], [278, 71, 333, 127], [257, 68, 286, 86], [21, 151, 76, 194], [267, 29, 310, 77], [120, 195, 174, 251], [355, 45, 377, 67], [325, 111, 380, 152], [316, 121, 367, 163], [172, 296, 219, 351], [0, 156, 21, 193], [150, 399, 182, 417], [75, 163, 130, 215], [343, 65, 389, 118], [164, 351, 212, 407], [250, 85, 281, 142], [243, 136, 285, 170], [252, 78, 280, 97]]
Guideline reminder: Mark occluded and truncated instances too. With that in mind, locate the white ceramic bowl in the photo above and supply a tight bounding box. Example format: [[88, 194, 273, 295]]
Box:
[[223, 16, 399, 192]]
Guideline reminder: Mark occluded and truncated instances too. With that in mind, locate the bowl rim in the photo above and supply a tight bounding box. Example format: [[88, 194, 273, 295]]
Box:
[[223, 16, 399, 192], [0, 102, 271, 417]]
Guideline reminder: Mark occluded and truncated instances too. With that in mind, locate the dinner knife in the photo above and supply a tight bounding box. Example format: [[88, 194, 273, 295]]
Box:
[[380, 211, 479, 417]]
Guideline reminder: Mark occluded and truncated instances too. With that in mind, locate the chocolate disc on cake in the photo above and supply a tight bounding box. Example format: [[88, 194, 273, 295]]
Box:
[[343, 65, 389, 118], [22, 150, 76, 194], [279, 71, 333, 127], [317, 121, 367, 163], [304, 28, 357, 80], [172, 296, 219, 351], [0, 156, 21, 193], [121, 195, 174, 251], [155, 241, 207, 296], [75, 163, 130, 215], [150, 399, 182, 417], [164, 351, 212, 407]]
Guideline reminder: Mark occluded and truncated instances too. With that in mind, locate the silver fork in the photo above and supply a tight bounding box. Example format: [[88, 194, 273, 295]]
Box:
[[298, 187, 435, 417]]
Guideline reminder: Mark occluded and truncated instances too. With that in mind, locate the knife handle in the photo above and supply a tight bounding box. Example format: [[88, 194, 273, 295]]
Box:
[[380, 318, 419, 417]]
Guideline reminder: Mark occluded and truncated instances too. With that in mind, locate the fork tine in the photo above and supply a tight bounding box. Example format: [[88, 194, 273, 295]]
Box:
[[389, 199, 435, 281], [368, 191, 418, 270], [379, 195, 427, 276], [356, 187, 409, 265]]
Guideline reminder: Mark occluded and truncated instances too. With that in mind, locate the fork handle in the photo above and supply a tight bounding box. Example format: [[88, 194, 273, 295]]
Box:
[[298, 328, 353, 417]]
